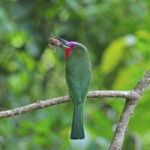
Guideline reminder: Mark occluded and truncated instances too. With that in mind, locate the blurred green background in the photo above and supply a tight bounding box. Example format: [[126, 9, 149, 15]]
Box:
[[0, 0, 150, 149]]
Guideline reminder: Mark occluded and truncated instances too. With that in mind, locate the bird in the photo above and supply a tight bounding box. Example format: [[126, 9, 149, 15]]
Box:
[[49, 37, 91, 139]]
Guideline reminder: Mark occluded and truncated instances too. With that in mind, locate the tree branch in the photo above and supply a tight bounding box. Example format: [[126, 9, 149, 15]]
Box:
[[109, 70, 150, 150], [0, 70, 149, 150], [0, 90, 136, 119]]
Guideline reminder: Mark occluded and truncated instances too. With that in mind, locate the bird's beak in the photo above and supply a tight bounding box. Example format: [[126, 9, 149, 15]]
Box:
[[49, 37, 69, 48]]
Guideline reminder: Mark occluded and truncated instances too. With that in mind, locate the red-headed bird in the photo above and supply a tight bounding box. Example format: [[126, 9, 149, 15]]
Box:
[[50, 37, 91, 139]]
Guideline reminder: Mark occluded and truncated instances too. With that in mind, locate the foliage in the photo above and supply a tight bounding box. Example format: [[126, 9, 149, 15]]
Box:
[[0, 0, 150, 149]]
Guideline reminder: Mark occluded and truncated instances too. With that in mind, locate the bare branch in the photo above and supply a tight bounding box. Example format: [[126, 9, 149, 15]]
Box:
[[0, 90, 135, 119], [109, 70, 150, 150], [134, 70, 150, 95]]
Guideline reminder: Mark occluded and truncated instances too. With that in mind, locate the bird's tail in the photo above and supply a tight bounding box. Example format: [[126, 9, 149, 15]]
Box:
[[70, 103, 85, 139]]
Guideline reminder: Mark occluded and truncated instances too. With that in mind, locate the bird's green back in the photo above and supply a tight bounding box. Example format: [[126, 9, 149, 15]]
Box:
[[65, 46, 91, 104]]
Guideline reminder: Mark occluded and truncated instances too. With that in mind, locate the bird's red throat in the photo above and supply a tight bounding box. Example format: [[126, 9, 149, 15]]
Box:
[[65, 47, 72, 59]]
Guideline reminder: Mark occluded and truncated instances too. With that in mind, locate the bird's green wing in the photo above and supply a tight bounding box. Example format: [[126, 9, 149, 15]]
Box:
[[66, 67, 81, 104], [81, 80, 90, 101], [66, 67, 90, 104]]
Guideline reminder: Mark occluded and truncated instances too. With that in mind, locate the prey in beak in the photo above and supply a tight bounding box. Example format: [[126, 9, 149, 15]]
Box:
[[49, 37, 69, 48]]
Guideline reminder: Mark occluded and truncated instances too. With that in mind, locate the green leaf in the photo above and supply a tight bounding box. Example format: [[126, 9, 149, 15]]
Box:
[[100, 38, 126, 74]]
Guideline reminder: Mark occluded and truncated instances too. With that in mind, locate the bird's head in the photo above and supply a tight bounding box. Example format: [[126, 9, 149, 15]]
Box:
[[49, 37, 80, 48], [49, 37, 86, 59]]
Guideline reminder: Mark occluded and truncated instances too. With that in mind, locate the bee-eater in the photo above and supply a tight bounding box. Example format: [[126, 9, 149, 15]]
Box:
[[50, 37, 91, 139]]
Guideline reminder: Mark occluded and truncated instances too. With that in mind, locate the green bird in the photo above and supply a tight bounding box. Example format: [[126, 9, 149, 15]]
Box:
[[50, 37, 91, 139]]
